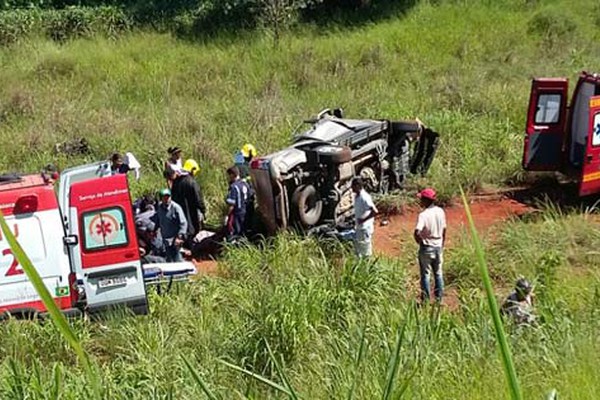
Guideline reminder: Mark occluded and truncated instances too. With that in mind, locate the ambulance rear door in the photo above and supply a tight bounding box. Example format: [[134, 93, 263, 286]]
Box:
[[579, 96, 600, 196], [68, 174, 148, 315]]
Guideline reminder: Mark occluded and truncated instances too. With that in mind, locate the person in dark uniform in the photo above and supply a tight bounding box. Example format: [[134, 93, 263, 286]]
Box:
[[225, 166, 251, 239], [171, 159, 206, 238]]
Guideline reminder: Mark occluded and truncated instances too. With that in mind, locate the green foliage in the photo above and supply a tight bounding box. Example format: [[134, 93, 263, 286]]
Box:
[[0, 6, 130, 45], [0, 211, 599, 397], [461, 189, 521, 400], [528, 5, 578, 46], [0, 211, 101, 398], [0, 1, 599, 397]]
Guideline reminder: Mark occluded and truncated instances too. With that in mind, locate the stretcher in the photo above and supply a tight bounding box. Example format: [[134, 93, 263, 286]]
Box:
[[142, 262, 197, 294]]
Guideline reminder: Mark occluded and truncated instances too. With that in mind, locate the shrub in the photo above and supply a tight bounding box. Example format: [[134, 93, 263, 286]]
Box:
[[0, 8, 43, 45], [527, 6, 577, 44], [44, 6, 131, 42], [0, 6, 131, 45]]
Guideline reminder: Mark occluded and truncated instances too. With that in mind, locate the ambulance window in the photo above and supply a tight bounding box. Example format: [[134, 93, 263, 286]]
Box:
[[535, 94, 561, 124], [593, 113, 600, 147], [82, 207, 129, 251]]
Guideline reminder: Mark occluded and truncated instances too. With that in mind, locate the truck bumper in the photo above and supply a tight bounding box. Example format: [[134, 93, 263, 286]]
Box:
[[86, 296, 149, 316]]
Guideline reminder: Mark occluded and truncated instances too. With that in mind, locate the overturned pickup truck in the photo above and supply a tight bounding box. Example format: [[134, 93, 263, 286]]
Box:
[[250, 108, 439, 234]]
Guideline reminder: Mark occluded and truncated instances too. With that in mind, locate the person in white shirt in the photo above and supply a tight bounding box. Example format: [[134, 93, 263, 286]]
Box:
[[414, 188, 446, 303], [352, 177, 378, 257], [110, 152, 141, 181]]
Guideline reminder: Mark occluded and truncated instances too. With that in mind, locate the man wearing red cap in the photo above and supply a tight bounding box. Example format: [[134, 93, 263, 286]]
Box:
[[414, 188, 446, 303]]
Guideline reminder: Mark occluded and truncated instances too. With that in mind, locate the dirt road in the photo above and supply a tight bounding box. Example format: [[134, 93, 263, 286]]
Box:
[[374, 196, 533, 257], [373, 195, 534, 310], [193, 195, 534, 286]]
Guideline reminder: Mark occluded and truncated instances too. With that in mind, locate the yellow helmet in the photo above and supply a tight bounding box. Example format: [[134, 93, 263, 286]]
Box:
[[241, 143, 257, 159], [182, 159, 200, 176]]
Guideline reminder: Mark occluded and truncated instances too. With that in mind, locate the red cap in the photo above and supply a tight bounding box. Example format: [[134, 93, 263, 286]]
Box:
[[417, 188, 436, 200]]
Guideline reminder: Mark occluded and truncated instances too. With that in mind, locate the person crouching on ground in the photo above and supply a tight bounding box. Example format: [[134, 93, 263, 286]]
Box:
[[225, 166, 251, 240], [501, 278, 536, 326], [352, 177, 378, 257], [155, 188, 188, 262], [414, 188, 446, 303]]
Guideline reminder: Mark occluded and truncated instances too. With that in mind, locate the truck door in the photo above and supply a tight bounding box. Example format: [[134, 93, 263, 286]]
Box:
[[68, 175, 148, 315], [579, 96, 600, 196], [523, 78, 569, 171]]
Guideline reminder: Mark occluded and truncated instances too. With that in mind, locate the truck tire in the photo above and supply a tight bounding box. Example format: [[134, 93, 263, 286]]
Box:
[[292, 184, 323, 227], [315, 145, 352, 164], [391, 121, 420, 134]]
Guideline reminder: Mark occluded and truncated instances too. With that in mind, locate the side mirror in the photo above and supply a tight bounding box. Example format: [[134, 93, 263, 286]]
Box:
[[63, 235, 78, 246]]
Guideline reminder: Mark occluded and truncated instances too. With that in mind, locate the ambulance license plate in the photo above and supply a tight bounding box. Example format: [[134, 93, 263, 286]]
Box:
[[98, 276, 127, 289]]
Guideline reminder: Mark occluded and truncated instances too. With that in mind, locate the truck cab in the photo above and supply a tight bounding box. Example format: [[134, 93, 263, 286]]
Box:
[[524, 71, 600, 196], [0, 164, 148, 318], [250, 109, 439, 234]]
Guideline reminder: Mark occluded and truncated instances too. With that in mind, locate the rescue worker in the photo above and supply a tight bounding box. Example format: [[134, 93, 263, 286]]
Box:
[[164, 147, 184, 187], [155, 188, 187, 262], [136, 218, 167, 264], [414, 188, 446, 303], [234, 143, 257, 181], [225, 166, 251, 239], [352, 177, 378, 257], [171, 159, 206, 238], [110, 152, 141, 180], [501, 278, 536, 326]]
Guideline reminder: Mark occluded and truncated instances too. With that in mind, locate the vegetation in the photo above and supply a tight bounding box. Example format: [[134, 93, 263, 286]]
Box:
[[0, 0, 599, 398], [1, 208, 599, 398], [1, 0, 599, 208]]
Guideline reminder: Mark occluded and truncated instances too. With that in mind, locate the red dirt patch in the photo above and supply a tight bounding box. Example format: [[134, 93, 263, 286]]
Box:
[[191, 259, 220, 277], [374, 195, 534, 311], [374, 196, 533, 257]]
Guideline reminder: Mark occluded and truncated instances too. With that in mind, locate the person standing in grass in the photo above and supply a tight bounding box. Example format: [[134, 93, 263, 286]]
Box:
[[352, 177, 378, 257], [155, 188, 188, 262], [171, 159, 206, 238], [164, 146, 184, 187], [234, 143, 257, 182], [414, 188, 446, 303], [225, 166, 252, 239], [110, 152, 141, 181]]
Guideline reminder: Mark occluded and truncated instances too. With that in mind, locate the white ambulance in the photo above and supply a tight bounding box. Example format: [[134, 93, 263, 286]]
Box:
[[0, 163, 148, 318]]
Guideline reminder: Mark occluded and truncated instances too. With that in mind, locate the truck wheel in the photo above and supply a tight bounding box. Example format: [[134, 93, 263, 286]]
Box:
[[315, 145, 352, 164], [391, 120, 420, 134], [292, 185, 323, 227]]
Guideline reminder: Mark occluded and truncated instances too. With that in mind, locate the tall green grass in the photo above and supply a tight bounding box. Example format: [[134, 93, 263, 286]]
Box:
[[0, 211, 100, 398], [0, 209, 598, 398], [0, 0, 599, 212], [461, 189, 521, 400], [0, 0, 599, 398]]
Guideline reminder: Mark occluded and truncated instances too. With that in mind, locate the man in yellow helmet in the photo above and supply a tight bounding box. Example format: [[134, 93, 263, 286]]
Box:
[[171, 159, 206, 238], [234, 143, 257, 181]]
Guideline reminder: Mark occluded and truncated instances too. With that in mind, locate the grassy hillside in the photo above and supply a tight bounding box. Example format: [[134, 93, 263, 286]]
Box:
[[1, 0, 600, 208], [1, 209, 599, 398], [1, 0, 600, 398]]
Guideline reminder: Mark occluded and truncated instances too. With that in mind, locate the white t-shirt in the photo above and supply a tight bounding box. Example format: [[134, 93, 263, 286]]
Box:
[[415, 205, 446, 247], [355, 189, 378, 231]]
